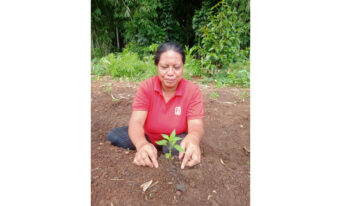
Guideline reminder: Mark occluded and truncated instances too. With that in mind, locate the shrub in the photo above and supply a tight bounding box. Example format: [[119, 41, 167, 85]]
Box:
[[183, 46, 204, 79], [92, 52, 157, 81], [198, 0, 249, 74], [124, 42, 159, 58], [200, 60, 250, 88]]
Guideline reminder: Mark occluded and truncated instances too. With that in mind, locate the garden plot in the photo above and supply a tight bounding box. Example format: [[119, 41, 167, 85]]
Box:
[[91, 76, 250, 206]]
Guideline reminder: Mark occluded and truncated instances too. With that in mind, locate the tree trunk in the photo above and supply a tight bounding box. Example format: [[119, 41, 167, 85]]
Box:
[[116, 25, 120, 50], [91, 36, 95, 58]]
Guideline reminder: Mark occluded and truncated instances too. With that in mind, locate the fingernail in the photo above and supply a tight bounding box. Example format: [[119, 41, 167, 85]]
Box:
[[181, 165, 184, 169]]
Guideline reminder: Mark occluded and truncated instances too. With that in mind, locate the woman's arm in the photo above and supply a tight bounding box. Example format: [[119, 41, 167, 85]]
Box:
[[128, 111, 149, 149], [129, 111, 159, 168], [179, 118, 204, 169]]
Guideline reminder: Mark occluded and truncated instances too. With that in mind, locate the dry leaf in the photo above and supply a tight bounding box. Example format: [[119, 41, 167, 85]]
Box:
[[220, 158, 226, 165], [243, 146, 250, 153], [208, 195, 213, 200], [150, 181, 159, 189], [110, 93, 116, 101], [240, 124, 244, 128], [140, 180, 153, 192]]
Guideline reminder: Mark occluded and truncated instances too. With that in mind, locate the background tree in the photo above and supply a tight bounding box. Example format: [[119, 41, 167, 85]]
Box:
[[91, 0, 250, 87]]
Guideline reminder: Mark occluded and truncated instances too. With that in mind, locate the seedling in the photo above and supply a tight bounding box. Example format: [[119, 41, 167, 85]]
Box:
[[104, 83, 111, 93], [210, 91, 219, 99], [155, 129, 184, 160]]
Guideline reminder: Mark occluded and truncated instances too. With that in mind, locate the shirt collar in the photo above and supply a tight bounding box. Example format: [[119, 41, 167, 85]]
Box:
[[154, 76, 184, 96]]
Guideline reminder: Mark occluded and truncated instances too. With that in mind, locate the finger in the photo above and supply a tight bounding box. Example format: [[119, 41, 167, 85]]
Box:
[[137, 157, 146, 166], [133, 157, 138, 165], [141, 152, 153, 168], [185, 153, 200, 167], [133, 156, 144, 166], [179, 141, 187, 160], [146, 147, 159, 168], [181, 148, 193, 169]]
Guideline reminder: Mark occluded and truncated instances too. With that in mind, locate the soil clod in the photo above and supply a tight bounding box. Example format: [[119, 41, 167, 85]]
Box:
[[175, 183, 187, 192]]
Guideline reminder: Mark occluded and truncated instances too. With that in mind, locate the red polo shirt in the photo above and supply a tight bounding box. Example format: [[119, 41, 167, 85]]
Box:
[[132, 76, 204, 145]]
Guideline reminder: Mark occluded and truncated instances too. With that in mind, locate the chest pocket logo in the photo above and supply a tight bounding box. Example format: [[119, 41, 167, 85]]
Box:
[[175, 106, 181, 115]]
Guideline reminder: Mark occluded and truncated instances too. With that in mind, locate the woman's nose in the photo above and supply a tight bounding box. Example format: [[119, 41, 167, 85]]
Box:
[[166, 67, 175, 74]]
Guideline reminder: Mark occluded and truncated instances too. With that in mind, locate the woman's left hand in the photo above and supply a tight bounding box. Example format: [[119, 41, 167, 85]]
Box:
[[178, 136, 201, 169]]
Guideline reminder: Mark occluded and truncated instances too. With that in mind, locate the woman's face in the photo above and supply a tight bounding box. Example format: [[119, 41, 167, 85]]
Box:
[[157, 50, 184, 91]]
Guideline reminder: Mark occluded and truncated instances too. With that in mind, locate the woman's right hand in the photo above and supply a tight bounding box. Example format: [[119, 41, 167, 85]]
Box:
[[133, 142, 159, 168]]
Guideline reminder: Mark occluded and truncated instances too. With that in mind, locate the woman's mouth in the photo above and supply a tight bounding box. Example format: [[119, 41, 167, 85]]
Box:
[[165, 79, 176, 83]]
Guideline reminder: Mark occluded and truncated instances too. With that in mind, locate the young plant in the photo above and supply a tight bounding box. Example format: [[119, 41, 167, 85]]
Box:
[[104, 83, 111, 94], [156, 129, 184, 160], [210, 91, 219, 99]]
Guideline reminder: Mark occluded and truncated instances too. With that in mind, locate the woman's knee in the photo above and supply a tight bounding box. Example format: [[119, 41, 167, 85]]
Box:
[[106, 129, 119, 144], [106, 126, 135, 149]]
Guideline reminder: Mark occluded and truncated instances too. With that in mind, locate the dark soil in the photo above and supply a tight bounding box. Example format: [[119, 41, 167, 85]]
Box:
[[91, 76, 250, 206]]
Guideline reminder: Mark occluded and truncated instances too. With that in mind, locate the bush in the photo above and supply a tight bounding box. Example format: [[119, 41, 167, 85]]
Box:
[[92, 52, 157, 81], [92, 44, 250, 88], [226, 60, 250, 88], [123, 42, 159, 58], [198, 0, 249, 74], [91, 57, 109, 76], [200, 60, 250, 88], [183, 56, 203, 79], [183, 45, 204, 79]]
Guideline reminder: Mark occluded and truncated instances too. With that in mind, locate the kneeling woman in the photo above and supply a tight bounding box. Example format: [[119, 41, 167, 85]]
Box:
[[106, 42, 204, 169]]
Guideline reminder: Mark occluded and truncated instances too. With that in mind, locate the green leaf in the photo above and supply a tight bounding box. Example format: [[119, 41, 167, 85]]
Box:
[[165, 153, 171, 159], [170, 129, 176, 138], [174, 144, 185, 153], [161, 134, 169, 140], [169, 139, 176, 146], [155, 139, 168, 146], [172, 137, 182, 142]]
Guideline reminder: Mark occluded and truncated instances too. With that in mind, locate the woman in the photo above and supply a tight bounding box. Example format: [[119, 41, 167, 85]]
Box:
[[106, 42, 204, 169]]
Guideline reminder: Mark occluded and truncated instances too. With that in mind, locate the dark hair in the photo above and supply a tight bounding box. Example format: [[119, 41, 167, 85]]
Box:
[[154, 42, 185, 65]]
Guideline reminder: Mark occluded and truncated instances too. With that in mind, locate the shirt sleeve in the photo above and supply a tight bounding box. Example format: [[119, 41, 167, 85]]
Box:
[[187, 86, 204, 120], [132, 81, 150, 111]]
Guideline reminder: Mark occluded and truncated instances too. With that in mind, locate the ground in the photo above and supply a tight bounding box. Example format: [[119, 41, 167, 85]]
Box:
[[91, 76, 250, 206]]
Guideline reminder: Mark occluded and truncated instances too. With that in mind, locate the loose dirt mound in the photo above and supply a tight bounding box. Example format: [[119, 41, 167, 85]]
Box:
[[91, 76, 250, 206]]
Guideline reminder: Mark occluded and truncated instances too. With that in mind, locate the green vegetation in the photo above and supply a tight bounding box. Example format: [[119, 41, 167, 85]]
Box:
[[210, 92, 220, 100], [92, 0, 250, 88], [236, 90, 250, 100], [155, 129, 184, 160], [92, 51, 157, 81], [104, 83, 111, 93]]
